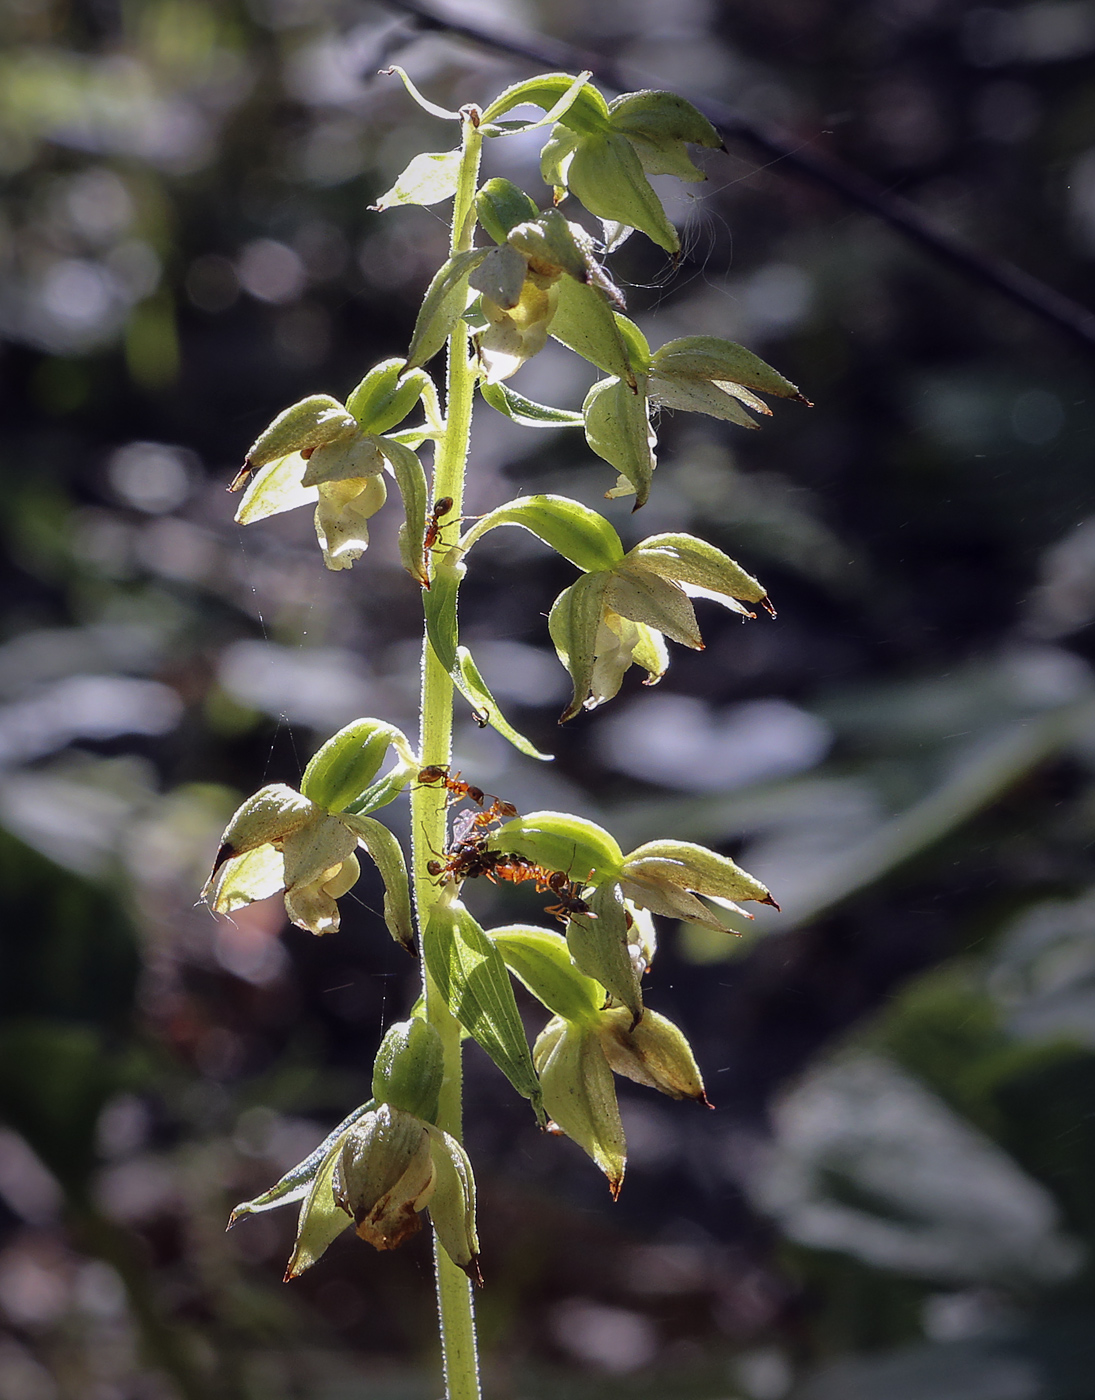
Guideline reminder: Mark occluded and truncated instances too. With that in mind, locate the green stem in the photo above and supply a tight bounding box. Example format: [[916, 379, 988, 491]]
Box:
[[410, 109, 483, 1400]]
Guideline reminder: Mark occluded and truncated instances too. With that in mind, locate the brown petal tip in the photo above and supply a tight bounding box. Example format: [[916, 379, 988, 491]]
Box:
[[759, 895, 781, 911]]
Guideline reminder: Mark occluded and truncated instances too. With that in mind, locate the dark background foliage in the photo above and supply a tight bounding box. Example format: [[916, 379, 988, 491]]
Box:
[[3, 1, 1095, 1396]]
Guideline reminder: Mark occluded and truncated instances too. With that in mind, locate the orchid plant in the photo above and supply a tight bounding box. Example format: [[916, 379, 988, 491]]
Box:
[[204, 69, 807, 1399]]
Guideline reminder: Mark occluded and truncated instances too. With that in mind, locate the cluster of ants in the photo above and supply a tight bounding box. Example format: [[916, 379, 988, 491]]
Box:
[[418, 765, 593, 923]]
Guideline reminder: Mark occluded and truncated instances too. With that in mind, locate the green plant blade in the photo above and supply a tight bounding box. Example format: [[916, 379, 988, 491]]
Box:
[[406, 248, 490, 371], [375, 435, 430, 586], [489, 924, 602, 1022], [479, 380, 584, 428], [461, 493, 623, 573], [423, 899, 545, 1123], [339, 814, 416, 952], [453, 646, 553, 761]]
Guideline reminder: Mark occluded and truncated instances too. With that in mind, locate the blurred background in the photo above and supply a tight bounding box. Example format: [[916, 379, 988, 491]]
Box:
[[3, 0, 1095, 1396]]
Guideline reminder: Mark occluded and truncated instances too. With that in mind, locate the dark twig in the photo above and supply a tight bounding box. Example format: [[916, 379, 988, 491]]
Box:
[[382, 0, 1095, 354]]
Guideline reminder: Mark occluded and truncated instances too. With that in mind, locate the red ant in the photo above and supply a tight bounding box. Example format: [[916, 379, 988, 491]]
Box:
[[542, 870, 592, 922], [417, 765, 485, 807]]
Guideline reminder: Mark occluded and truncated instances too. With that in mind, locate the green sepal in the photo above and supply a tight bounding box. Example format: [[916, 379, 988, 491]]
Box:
[[423, 552, 463, 672], [566, 881, 643, 1026], [462, 493, 623, 573], [285, 1131, 353, 1278], [622, 839, 775, 907], [245, 394, 357, 469], [489, 924, 603, 1022], [381, 65, 462, 122], [340, 754, 417, 818], [480, 72, 609, 137], [339, 814, 416, 952], [301, 719, 413, 814], [468, 244, 527, 309], [597, 1007, 707, 1102], [479, 380, 584, 428], [346, 359, 434, 436], [608, 90, 721, 182], [604, 563, 701, 648], [228, 1099, 376, 1224], [300, 434, 385, 487], [650, 374, 765, 427], [540, 123, 579, 195], [371, 1019, 443, 1123], [374, 436, 429, 586], [551, 278, 637, 386], [476, 178, 541, 244], [626, 533, 768, 607], [650, 335, 807, 401], [235, 455, 316, 525], [566, 130, 679, 255], [534, 1018, 625, 1196], [487, 810, 623, 884], [370, 149, 462, 211], [422, 897, 545, 1123], [453, 646, 553, 761], [548, 571, 613, 722], [217, 783, 316, 858], [583, 376, 656, 509], [508, 209, 590, 283], [406, 248, 491, 371], [425, 1125, 480, 1278]]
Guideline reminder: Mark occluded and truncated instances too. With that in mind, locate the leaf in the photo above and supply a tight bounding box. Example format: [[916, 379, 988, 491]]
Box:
[[423, 553, 463, 673], [480, 72, 609, 136], [583, 376, 656, 509], [370, 150, 462, 211], [551, 277, 637, 386], [301, 719, 411, 813], [453, 646, 553, 761], [489, 924, 602, 1022], [379, 66, 462, 122], [566, 881, 643, 1025], [422, 899, 544, 1122], [406, 249, 490, 371], [461, 493, 623, 573], [229, 1100, 376, 1224], [375, 436, 429, 586], [339, 814, 416, 952], [487, 810, 624, 884], [479, 381, 584, 428]]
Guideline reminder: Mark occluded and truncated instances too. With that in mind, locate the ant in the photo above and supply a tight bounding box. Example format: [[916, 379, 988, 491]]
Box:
[[542, 870, 593, 922], [417, 765, 485, 807]]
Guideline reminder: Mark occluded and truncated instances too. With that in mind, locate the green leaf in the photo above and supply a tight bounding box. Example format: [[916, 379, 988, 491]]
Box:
[[235, 454, 317, 525], [479, 380, 584, 429], [488, 810, 623, 884], [229, 1100, 376, 1224], [583, 376, 656, 509], [490, 924, 603, 1022], [285, 1132, 353, 1278], [548, 570, 613, 723], [370, 150, 462, 211], [453, 646, 553, 761], [423, 552, 463, 673], [604, 563, 701, 648], [551, 277, 637, 385], [566, 881, 643, 1026], [338, 814, 416, 952], [375, 436, 429, 586], [480, 72, 609, 136], [301, 719, 411, 813], [461, 493, 623, 573], [406, 248, 490, 371], [422, 898, 545, 1122]]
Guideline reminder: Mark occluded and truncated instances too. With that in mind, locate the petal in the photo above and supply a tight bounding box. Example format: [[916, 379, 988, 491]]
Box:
[[314, 475, 387, 571]]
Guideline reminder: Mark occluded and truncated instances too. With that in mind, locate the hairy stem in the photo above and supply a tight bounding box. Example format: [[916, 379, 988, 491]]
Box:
[[410, 109, 483, 1400]]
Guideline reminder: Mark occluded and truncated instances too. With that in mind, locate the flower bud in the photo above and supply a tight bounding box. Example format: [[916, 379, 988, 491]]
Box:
[[608, 90, 721, 183], [332, 1104, 436, 1251], [475, 177, 541, 244], [619, 838, 777, 932], [534, 1017, 626, 1197], [372, 1019, 444, 1124], [595, 1007, 708, 1103], [425, 1125, 481, 1283]]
